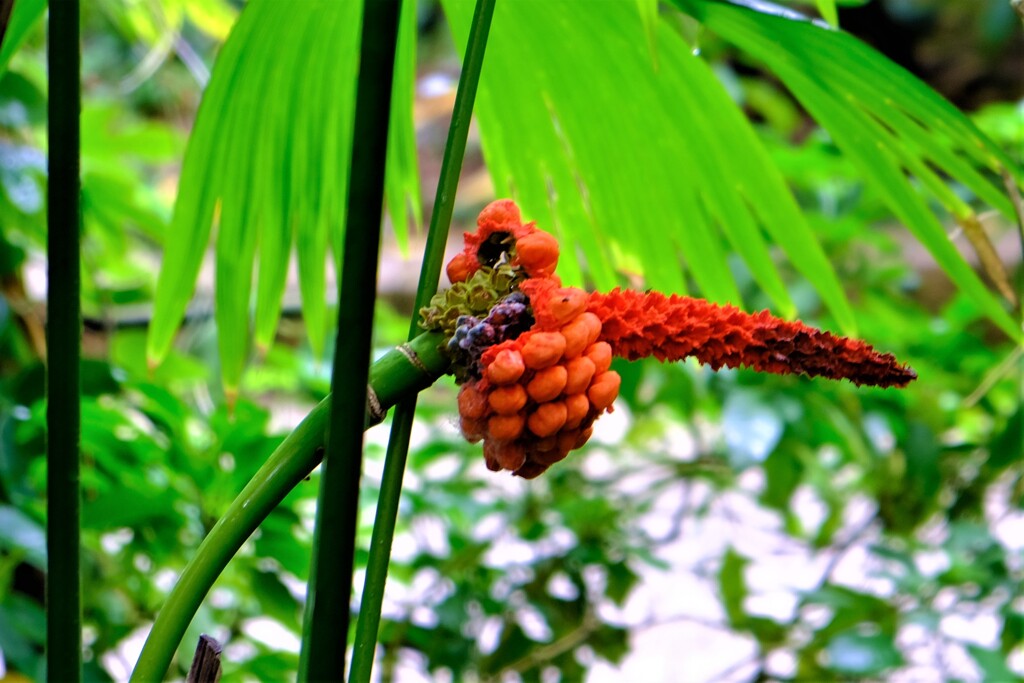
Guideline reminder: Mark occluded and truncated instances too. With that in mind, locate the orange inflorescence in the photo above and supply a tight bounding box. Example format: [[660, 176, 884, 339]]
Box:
[[442, 199, 916, 479], [587, 288, 916, 388]]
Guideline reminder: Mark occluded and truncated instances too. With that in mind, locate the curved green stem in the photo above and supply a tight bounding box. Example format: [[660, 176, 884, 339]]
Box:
[[129, 333, 448, 683], [348, 0, 497, 680]]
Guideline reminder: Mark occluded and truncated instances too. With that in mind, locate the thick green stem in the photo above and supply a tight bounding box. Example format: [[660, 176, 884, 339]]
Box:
[[348, 0, 497, 680], [46, 1, 82, 681], [299, 0, 403, 680], [129, 333, 448, 683]]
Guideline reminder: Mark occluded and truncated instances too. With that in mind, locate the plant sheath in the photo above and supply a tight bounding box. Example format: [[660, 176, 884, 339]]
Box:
[[46, 1, 82, 681], [348, 0, 497, 679], [298, 0, 403, 679]]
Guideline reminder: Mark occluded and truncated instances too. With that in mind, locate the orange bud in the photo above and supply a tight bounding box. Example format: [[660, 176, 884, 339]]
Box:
[[587, 370, 621, 411], [514, 230, 559, 278], [563, 393, 591, 429], [521, 332, 567, 369], [561, 312, 602, 358], [477, 198, 522, 232], [485, 439, 526, 471], [488, 384, 528, 415], [488, 413, 525, 441], [460, 416, 486, 443], [563, 356, 596, 395], [485, 349, 526, 385], [458, 383, 490, 420], [483, 451, 502, 471], [527, 364, 568, 403], [575, 426, 594, 449], [445, 252, 475, 283], [533, 443, 571, 466], [547, 287, 589, 325], [584, 341, 613, 374], [557, 428, 581, 455], [515, 461, 548, 479], [527, 401, 568, 438], [533, 435, 558, 452]]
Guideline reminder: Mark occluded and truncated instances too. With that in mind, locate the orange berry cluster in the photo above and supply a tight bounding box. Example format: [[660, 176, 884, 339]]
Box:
[[445, 201, 621, 479]]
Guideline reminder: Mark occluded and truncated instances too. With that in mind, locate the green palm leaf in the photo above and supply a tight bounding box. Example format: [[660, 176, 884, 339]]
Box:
[[149, 0, 1020, 392], [671, 0, 1020, 339], [444, 0, 853, 328], [146, 0, 421, 393], [0, 0, 45, 75]]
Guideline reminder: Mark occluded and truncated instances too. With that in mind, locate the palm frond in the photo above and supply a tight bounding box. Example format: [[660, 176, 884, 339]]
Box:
[[444, 0, 855, 330], [150, 0, 1021, 391], [0, 0, 45, 75], [147, 0, 421, 392], [671, 0, 1021, 339]]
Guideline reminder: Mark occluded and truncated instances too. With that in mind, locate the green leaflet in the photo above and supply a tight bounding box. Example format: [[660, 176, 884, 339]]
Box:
[[147, 0, 256, 372], [385, 0, 423, 254], [0, 0, 46, 75], [293, 4, 353, 361], [250, 2, 305, 352], [673, 0, 1020, 340], [147, 0, 420, 384], [634, 0, 661, 65], [213, 1, 282, 396], [814, 0, 838, 26]]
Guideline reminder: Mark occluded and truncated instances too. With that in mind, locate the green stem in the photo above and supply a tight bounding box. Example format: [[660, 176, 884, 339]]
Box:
[[46, 1, 82, 681], [348, 0, 496, 680], [129, 333, 449, 683], [299, 0, 403, 679]]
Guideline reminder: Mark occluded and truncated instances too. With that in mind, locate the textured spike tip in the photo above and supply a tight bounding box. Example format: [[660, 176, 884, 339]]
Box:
[[586, 288, 916, 388]]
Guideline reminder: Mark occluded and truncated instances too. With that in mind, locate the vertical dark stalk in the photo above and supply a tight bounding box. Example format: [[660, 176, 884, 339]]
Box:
[[46, 1, 82, 682], [298, 0, 403, 680], [349, 1, 497, 680]]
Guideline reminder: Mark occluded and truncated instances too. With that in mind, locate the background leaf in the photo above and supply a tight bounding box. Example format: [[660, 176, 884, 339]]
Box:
[[384, 0, 423, 254], [671, 0, 1021, 339], [0, 505, 44, 568], [147, 0, 420, 388], [151, 0, 1018, 387], [0, 0, 45, 76], [825, 631, 903, 675], [444, 0, 855, 331]]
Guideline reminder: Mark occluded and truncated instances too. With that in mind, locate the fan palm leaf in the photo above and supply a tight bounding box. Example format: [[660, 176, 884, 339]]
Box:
[[147, 0, 1021, 392]]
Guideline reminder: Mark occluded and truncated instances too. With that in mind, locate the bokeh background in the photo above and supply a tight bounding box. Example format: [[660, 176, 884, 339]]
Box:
[[0, 0, 1021, 681]]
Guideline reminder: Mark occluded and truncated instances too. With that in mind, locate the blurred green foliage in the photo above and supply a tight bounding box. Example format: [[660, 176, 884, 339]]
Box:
[[0, 0, 1021, 681]]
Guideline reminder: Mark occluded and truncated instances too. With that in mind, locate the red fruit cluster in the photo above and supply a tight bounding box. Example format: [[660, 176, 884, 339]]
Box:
[[449, 202, 621, 478], [457, 290, 619, 478]]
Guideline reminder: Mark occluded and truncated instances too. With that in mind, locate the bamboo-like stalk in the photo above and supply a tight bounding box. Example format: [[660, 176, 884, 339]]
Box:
[[348, 1, 497, 680], [129, 333, 449, 683], [298, 0, 403, 678], [46, 1, 82, 681]]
